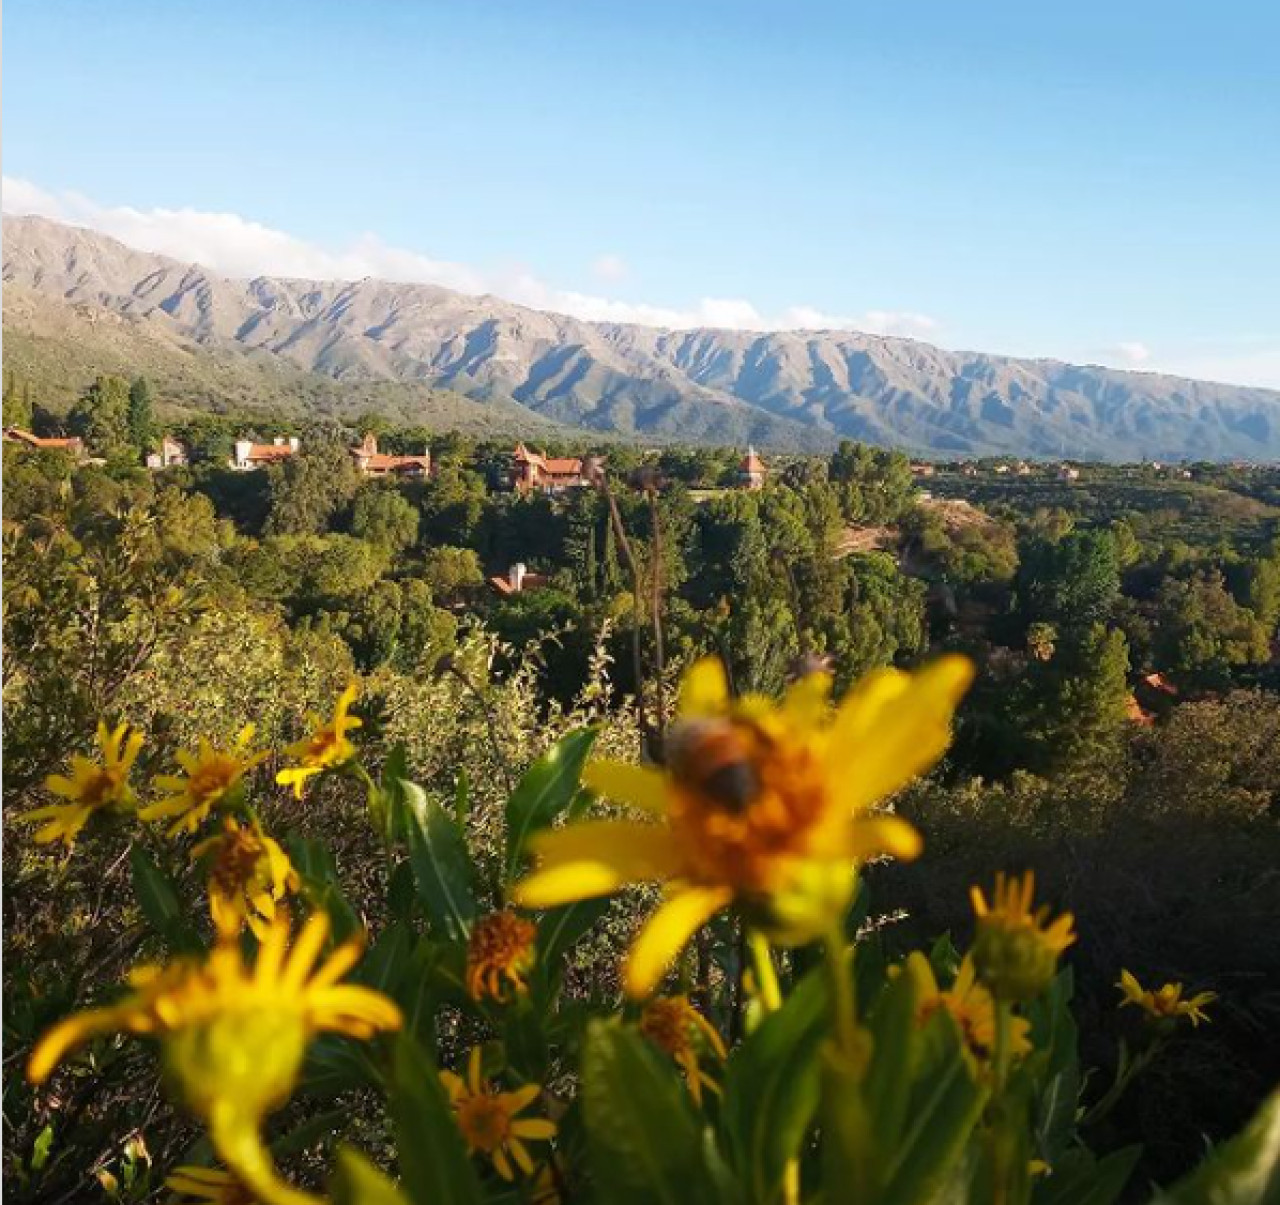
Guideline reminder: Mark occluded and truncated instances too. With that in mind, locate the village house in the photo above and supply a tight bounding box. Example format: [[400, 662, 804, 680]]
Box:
[[487, 562, 551, 596], [231, 436, 300, 470], [3, 427, 86, 458], [739, 446, 767, 490], [1058, 463, 1081, 482], [910, 462, 936, 478], [350, 432, 431, 478], [146, 435, 189, 470], [510, 443, 591, 493]]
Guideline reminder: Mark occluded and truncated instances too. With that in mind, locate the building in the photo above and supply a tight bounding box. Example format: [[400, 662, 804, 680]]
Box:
[[739, 446, 767, 490], [1058, 464, 1081, 482], [510, 443, 590, 493], [350, 432, 431, 478], [487, 562, 551, 596], [3, 427, 86, 457], [232, 436, 299, 470], [910, 462, 936, 478], [146, 435, 189, 470]]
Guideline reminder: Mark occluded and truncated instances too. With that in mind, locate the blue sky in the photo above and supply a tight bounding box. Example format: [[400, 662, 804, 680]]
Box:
[[5, 0, 1279, 385]]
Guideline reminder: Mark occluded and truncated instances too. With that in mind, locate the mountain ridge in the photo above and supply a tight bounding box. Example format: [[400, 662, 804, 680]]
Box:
[[5, 214, 1278, 460]]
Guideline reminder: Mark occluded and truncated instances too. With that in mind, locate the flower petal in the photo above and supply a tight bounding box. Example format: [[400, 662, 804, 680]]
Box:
[[514, 823, 681, 909], [842, 814, 923, 863], [624, 885, 732, 998], [677, 658, 730, 718], [582, 762, 669, 814]]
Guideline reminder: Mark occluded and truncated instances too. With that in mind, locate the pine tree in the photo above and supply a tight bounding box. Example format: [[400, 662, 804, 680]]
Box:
[[127, 377, 157, 456], [68, 375, 132, 459]]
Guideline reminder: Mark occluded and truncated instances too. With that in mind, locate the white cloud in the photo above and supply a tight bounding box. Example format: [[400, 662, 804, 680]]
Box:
[[1087, 336, 1280, 389], [1112, 341, 1152, 365], [591, 253, 629, 282], [2, 176, 938, 338]]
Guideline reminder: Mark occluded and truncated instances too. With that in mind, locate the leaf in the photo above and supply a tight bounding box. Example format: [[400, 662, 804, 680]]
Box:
[[403, 781, 477, 942], [1152, 1088, 1280, 1205], [129, 845, 201, 953], [504, 727, 598, 881], [1034, 1146, 1141, 1205], [330, 1146, 411, 1205], [287, 836, 360, 943], [721, 969, 826, 1205], [301, 1035, 384, 1099], [581, 1019, 723, 1205], [538, 897, 610, 977], [388, 1034, 485, 1205]]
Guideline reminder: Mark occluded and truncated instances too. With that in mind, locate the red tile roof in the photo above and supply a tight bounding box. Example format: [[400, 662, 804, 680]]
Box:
[[4, 427, 84, 452]]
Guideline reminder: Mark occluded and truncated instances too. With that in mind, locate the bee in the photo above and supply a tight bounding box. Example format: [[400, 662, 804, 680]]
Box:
[[665, 717, 763, 814]]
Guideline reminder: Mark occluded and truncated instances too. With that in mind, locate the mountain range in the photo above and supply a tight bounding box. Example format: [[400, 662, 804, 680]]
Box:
[[5, 215, 1278, 460]]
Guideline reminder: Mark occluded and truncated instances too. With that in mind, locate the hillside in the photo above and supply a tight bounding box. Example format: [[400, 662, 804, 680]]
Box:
[[6, 215, 1279, 459]]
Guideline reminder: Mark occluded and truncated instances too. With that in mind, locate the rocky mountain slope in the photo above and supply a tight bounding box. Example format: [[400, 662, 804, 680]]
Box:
[[6, 215, 1278, 459]]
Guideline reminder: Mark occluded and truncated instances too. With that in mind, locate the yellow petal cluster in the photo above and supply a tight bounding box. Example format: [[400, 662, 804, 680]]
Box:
[[912, 953, 1032, 1066], [970, 871, 1076, 1002], [442, 1047, 557, 1181], [1118, 969, 1215, 1028], [275, 684, 362, 798], [466, 910, 538, 1002], [639, 995, 727, 1103], [141, 726, 266, 836], [193, 816, 300, 939], [166, 1166, 255, 1205], [22, 721, 143, 846], [515, 655, 973, 996]]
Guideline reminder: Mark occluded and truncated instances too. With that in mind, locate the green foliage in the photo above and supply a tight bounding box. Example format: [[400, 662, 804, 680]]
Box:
[[127, 377, 157, 454], [68, 374, 133, 459]]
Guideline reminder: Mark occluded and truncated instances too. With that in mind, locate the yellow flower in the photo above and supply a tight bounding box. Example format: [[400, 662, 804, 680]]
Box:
[[912, 953, 1032, 1065], [1117, 969, 1215, 1028], [441, 1047, 557, 1181], [192, 817, 300, 939], [29, 911, 400, 1205], [21, 721, 143, 846], [275, 684, 362, 798], [970, 872, 1076, 1002], [514, 655, 972, 997], [166, 1166, 255, 1205], [141, 727, 265, 837], [466, 911, 538, 1002], [639, 995, 727, 1104]]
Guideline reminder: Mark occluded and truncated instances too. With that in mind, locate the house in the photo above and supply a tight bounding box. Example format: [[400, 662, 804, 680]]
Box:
[[231, 436, 299, 470], [739, 446, 767, 490], [487, 563, 551, 596], [1016, 461, 1032, 476], [146, 435, 188, 470], [3, 427, 86, 458], [1058, 464, 1080, 482], [350, 432, 431, 478], [510, 444, 590, 493], [1134, 672, 1179, 720], [910, 462, 936, 478]]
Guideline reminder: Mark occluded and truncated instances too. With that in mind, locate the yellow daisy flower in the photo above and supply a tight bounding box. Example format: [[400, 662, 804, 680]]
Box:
[[29, 911, 400, 1205], [21, 721, 143, 847], [1117, 969, 1215, 1028], [275, 684, 362, 798], [912, 953, 1032, 1065], [441, 1047, 557, 1181], [514, 655, 973, 997], [466, 911, 538, 1002], [970, 871, 1076, 1002], [140, 727, 266, 837], [166, 1166, 255, 1205], [639, 995, 727, 1104], [192, 817, 300, 940]]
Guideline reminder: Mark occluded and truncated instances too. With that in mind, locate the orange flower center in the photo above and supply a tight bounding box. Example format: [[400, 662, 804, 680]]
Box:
[[81, 767, 125, 809], [457, 1094, 513, 1152], [466, 912, 537, 1000], [210, 829, 268, 897], [667, 718, 828, 893], [188, 757, 241, 803], [640, 999, 697, 1059]]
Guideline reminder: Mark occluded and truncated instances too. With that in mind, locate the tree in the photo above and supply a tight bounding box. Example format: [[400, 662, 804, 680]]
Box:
[[127, 377, 158, 455], [1018, 529, 1120, 631], [3, 371, 33, 429], [68, 375, 132, 459], [351, 485, 420, 554], [264, 431, 361, 536]]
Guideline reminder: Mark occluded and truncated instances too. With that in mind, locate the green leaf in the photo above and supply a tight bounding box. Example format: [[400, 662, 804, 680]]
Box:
[[1153, 1088, 1280, 1205], [287, 836, 360, 942], [1034, 1146, 1140, 1205], [389, 1034, 485, 1205], [403, 781, 477, 942], [129, 845, 201, 953], [581, 1019, 722, 1205], [504, 727, 598, 881], [722, 968, 826, 1205], [330, 1146, 411, 1205], [538, 897, 610, 977]]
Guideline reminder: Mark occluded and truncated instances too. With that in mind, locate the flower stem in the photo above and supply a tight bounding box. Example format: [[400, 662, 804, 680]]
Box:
[[824, 926, 858, 1058], [748, 930, 783, 1013]]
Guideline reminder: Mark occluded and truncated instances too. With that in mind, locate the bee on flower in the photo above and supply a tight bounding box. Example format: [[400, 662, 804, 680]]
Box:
[[910, 953, 1032, 1068], [165, 1166, 255, 1205], [275, 684, 362, 798], [441, 1046, 557, 1181], [970, 871, 1076, 1002], [515, 654, 973, 997], [466, 911, 538, 1002], [1117, 969, 1215, 1030], [141, 726, 265, 837], [21, 721, 143, 847], [639, 995, 727, 1104], [192, 816, 300, 939], [28, 910, 400, 1205]]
